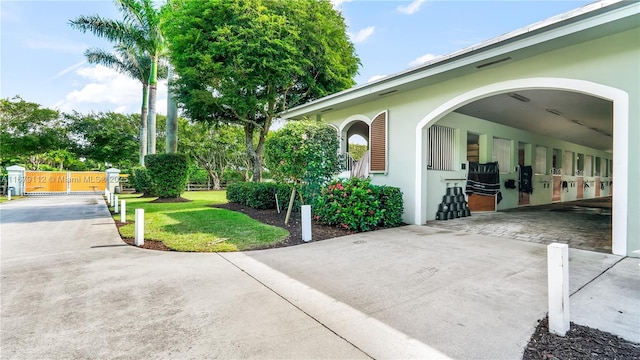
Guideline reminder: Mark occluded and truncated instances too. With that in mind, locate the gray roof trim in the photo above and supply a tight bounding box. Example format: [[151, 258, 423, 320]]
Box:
[[281, 0, 637, 119]]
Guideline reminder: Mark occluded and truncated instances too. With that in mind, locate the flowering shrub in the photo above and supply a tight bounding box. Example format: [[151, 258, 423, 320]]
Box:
[[314, 178, 403, 232]]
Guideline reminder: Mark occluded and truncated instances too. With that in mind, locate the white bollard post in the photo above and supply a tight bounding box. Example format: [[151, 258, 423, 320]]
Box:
[[114, 196, 119, 213], [105, 188, 109, 198], [111, 193, 116, 207], [135, 209, 144, 246], [301, 205, 312, 242], [121, 200, 126, 224], [106, 190, 111, 205], [548, 243, 570, 336], [7, 189, 11, 201]]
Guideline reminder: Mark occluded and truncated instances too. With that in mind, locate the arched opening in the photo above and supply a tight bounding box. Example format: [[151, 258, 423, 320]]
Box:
[[415, 78, 628, 256], [346, 121, 369, 162]]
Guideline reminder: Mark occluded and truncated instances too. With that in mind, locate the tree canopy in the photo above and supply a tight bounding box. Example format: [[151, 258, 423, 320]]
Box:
[[162, 0, 360, 181], [66, 111, 140, 169], [0, 97, 70, 166]]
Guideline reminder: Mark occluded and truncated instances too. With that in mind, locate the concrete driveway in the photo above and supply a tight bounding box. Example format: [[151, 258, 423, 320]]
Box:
[[2, 196, 637, 359]]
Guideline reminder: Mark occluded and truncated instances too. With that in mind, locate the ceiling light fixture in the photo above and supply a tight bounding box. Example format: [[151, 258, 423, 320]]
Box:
[[508, 93, 530, 102], [546, 108, 563, 116], [571, 119, 585, 125]]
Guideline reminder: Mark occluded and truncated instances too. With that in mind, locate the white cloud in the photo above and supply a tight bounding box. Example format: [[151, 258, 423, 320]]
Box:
[[50, 60, 86, 81], [54, 64, 167, 115], [397, 0, 427, 15], [348, 26, 375, 44], [367, 74, 387, 83], [409, 53, 439, 67]]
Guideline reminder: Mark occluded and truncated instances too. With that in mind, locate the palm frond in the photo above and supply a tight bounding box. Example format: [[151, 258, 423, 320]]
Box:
[[84, 47, 144, 83]]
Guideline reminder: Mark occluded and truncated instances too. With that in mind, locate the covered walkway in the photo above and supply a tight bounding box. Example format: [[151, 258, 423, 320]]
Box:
[[427, 197, 612, 253]]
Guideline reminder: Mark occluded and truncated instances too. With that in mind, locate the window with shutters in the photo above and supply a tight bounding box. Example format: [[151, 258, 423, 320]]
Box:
[[427, 125, 455, 171], [369, 111, 387, 173], [492, 137, 512, 173], [535, 146, 547, 175]]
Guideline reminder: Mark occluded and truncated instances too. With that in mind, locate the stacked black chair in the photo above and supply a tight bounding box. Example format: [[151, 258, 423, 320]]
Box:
[[435, 187, 471, 220]]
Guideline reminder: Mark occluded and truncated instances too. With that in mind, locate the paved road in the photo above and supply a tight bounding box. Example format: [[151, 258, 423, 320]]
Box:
[[2, 196, 637, 359], [1, 196, 367, 359]]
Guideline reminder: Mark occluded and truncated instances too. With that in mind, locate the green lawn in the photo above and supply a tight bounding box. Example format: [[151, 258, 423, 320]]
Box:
[[0, 196, 24, 203], [112, 191, 288, 252]]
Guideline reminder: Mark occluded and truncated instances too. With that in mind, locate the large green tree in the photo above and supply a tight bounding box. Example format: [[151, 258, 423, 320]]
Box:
[[66, 111, 140, 169], [83, 44, 167, 165], [0, 96, 70, 168], [70, 0, 166, 156], [162, 0, 359, 181], [180, 123, 247, 190]]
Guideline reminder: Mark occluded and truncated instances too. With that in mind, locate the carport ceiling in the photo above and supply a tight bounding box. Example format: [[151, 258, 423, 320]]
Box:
[[455, 90, 613, 152]]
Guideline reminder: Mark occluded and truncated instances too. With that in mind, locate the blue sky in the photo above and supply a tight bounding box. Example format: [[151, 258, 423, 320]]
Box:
[[1, 0, 594, 115]]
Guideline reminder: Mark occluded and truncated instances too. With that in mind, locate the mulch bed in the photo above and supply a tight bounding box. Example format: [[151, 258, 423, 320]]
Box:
[[115, 221, 173, 251], [150, 197, 192, 203], [212, 202, 354, 250], [523, 317, 640, 359]]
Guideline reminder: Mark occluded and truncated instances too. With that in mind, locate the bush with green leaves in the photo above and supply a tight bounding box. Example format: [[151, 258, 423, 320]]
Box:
[[222, 168, 245, 186], [226, 182, 299, 210], [265, 120, 340, 204], [145, 154, 189, 198], [314, 178, 403, 232], [187, 165, 209, 185], [131, 166, 153, 194]]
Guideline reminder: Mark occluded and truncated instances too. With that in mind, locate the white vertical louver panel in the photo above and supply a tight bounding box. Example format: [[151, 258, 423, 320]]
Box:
[[535, 146, 547, 175], [428, 125, 455, 171], [492, 137, 511, 173], [584, 155, 593, 176], [564, 151, 574, 175]]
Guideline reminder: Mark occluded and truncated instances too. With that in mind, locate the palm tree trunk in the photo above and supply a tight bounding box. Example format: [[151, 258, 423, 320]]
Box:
[[139, 84, 149, 166], [147, 57, 158, 154], [165, 64, 178, 153]]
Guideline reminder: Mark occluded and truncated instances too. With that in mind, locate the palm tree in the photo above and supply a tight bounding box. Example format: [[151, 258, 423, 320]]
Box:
[[83, 45, 167, 165], [70, 0, 165, 156]]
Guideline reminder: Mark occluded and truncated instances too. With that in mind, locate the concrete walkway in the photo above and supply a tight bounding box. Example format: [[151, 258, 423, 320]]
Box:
[[1, 196, 638, 359]]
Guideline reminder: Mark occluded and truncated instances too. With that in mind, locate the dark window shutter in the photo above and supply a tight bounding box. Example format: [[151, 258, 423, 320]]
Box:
[[370, 111, 387, 173]]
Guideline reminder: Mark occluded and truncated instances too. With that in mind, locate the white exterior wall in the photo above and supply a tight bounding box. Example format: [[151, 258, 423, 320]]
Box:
[[321, 27, 639, 256]]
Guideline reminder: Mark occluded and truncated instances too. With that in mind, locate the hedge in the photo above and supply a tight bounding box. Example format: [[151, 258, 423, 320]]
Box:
[[131, 166, 153, 195], [145, 153, 189, 198], [226, 182, 300, 210]]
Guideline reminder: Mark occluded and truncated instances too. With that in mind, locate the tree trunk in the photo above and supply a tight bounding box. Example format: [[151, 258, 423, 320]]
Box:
[[165, 65, 178, 154], [253, 113, 273, 183], [147, 57, 158, 155], [244, 123, 261, 182], [205, 168, 221, 191], [139, 84, 149, 166]]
